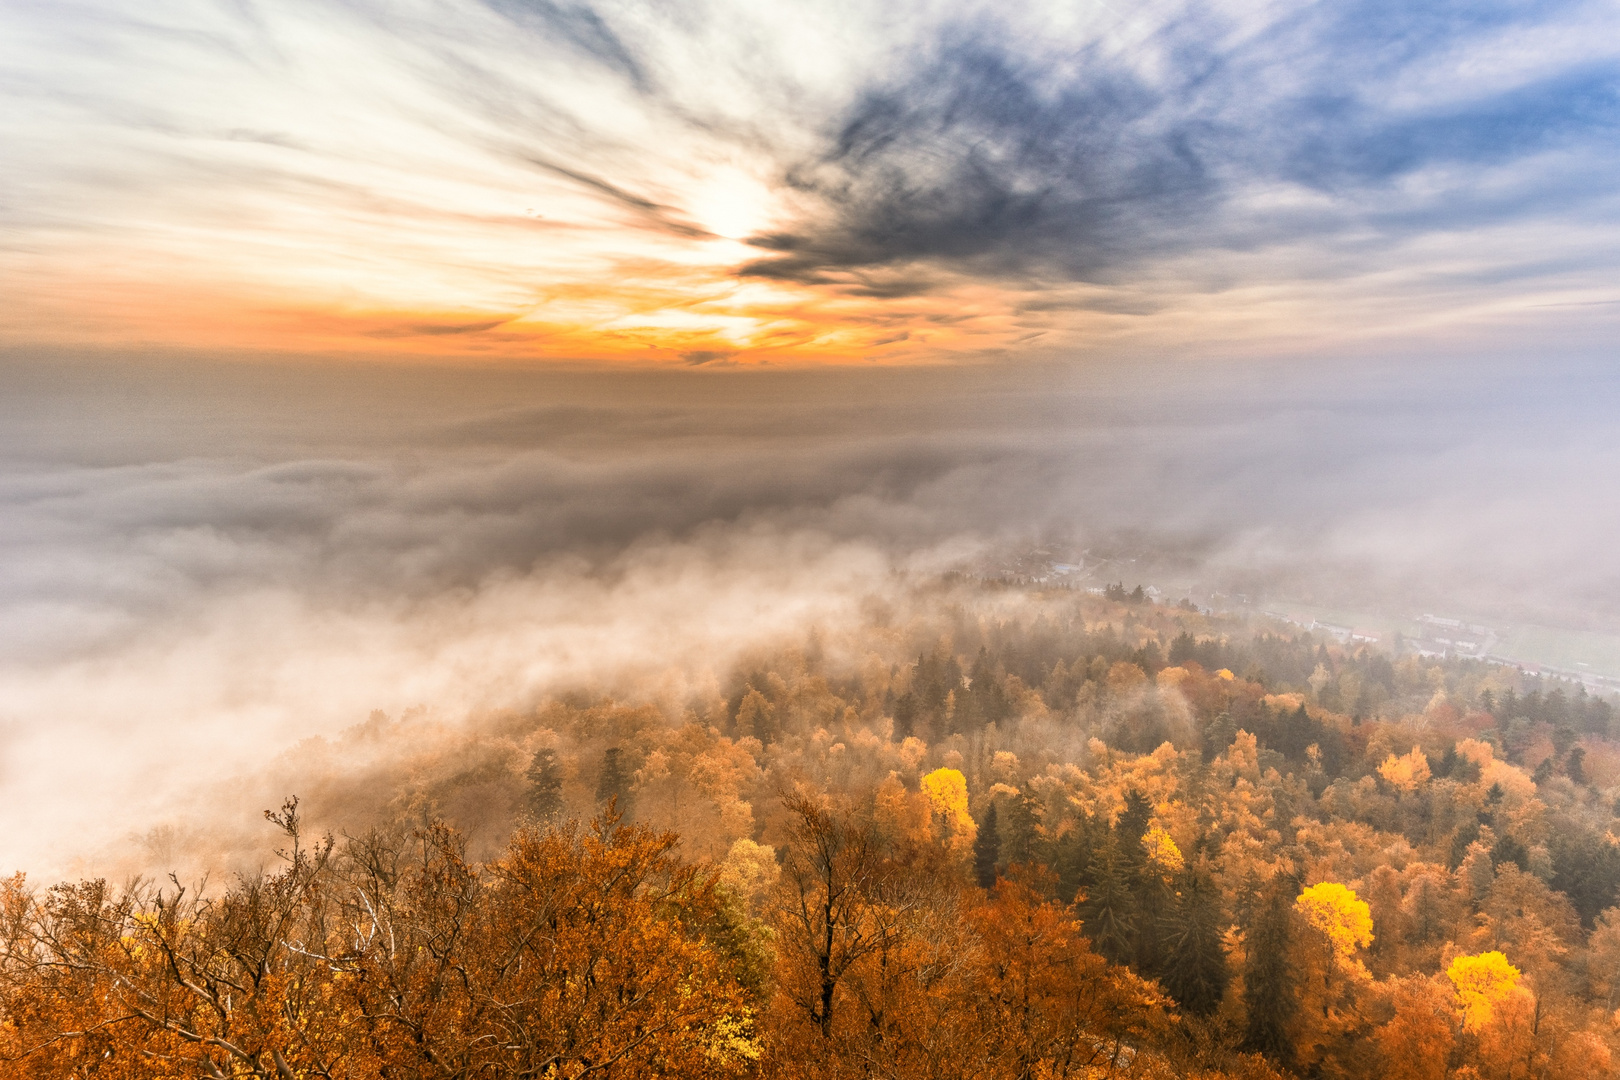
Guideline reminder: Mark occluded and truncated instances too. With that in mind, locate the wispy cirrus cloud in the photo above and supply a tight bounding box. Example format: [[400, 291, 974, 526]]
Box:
[[742, 2, 1620, 299]]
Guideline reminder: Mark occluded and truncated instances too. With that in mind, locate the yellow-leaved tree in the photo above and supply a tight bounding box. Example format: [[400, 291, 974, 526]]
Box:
[[1142, 824, 1184, 874], [1448, 951, 1544, 1080], [1290, 881, 1375, 1070], [1378, 747, 1432, 793], [1447, 951, 1521, 1032], [1297, 882, 1374, 960], [921, 767, 976, 853]]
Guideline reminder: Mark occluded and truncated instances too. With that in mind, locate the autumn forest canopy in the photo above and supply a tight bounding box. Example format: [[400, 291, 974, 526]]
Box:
[[6, 583, 1620, 1079]]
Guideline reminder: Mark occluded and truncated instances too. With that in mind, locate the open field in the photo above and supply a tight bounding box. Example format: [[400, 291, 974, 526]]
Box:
[[1493, 625, 1620, 680]]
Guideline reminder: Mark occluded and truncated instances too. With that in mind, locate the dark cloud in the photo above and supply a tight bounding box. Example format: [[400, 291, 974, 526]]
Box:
[[364, 319, 511, 337], [479, 0, 650, 92], [521, 156, 715, 237], [678, 350, 735, 366], [741, 8, 1620, 289], [741, 36, 1218, 286]]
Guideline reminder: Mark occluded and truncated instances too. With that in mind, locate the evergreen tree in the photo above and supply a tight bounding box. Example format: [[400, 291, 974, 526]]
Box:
[[892, 691, 917, 739], [1079, 832, 1137, 966], [1053, 813, 1097, 905], [1549, 824, 1620, 926], [911, 646, 963, 741], [1490, 831, 1529, 872], [973, 802, 1001, 889], [1231, 868, 1264, 932], [961, 647, 1011, 732], [525, 747, 564, 822], [735, 688, 776, 743], [1133, 862, 1173, 980], [1202, 710, 1237, 763], [1161, 862, 1230, 1016], [1241, 872, 1298, 1065], [596, 747, 633, 815], [999, 789, 1041, 866], [1275, 703, 1316, 760], [1568, 745, 1587, 785], [1116, 789, 1153, 857]]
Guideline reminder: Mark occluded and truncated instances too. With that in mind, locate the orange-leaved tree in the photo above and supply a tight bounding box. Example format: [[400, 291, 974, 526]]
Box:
[[0, 802, 758, 1079], [968, 873, 1171, 1080]]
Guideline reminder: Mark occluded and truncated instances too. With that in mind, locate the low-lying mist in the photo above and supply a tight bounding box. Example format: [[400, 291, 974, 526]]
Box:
[[3, 351, 1618, 879]]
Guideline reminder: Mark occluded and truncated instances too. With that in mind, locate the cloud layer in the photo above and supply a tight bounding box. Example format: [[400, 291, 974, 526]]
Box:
[[5, 355, 1620, 875]]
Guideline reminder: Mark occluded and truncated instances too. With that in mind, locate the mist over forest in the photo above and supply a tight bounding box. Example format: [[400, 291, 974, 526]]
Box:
[[2, 351, 1619, 878], [8, 389, 1620, 1076]]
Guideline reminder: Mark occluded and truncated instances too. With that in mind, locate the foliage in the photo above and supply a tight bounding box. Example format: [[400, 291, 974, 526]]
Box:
[[1447, 950, 1522, 1032], [1242, 874, 1299, 1064], [1378, 746, 1432, 792], [1160, 862, 1230, 1016], [10, 582, 1620, 1079], [972, 801, 1000, 888], [921, 767, 977, 848], [1142, 824, 1185, 873], [0, 803, 753, 1078], [1296, 881, 1374, 961], [1375, 975, 1456, 1080], [525, 745, 564, 820]]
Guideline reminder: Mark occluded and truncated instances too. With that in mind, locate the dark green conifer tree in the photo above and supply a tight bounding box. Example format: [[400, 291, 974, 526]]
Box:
[[1080, 832, 1137, 966], [1053, 813, 1096, 905], [963, 647, 1010, 730], [1133, 860, 1174, 979], [1241, 872, 1298, 1065], [892, 691, 917, 739], [1569, 745, 1587, 785], [973, 802, 1001, 889], [525, 747, 564, 822], [596, 746, 633, 814], [1231, 868, 1264, 931], [1276, 703, 1315, 760], [1116, 789, 1153, 856], [999, 789, 1041, 867], [1161, 861, 1230, 1016], [1202, 710, 1237, 763], [735, 688, 776, 743]]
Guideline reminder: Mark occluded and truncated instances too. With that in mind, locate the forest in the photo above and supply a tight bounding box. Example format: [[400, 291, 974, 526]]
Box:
[[4, 582, 1620, 1079]]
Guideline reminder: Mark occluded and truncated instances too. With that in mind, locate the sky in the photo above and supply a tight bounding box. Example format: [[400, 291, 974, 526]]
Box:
[[3, 1, 1620, 875], [5, 0, 1620, 363]]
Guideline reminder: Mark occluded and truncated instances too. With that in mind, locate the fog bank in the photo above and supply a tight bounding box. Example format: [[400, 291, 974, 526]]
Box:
[[3, 353, 1618, 877]]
